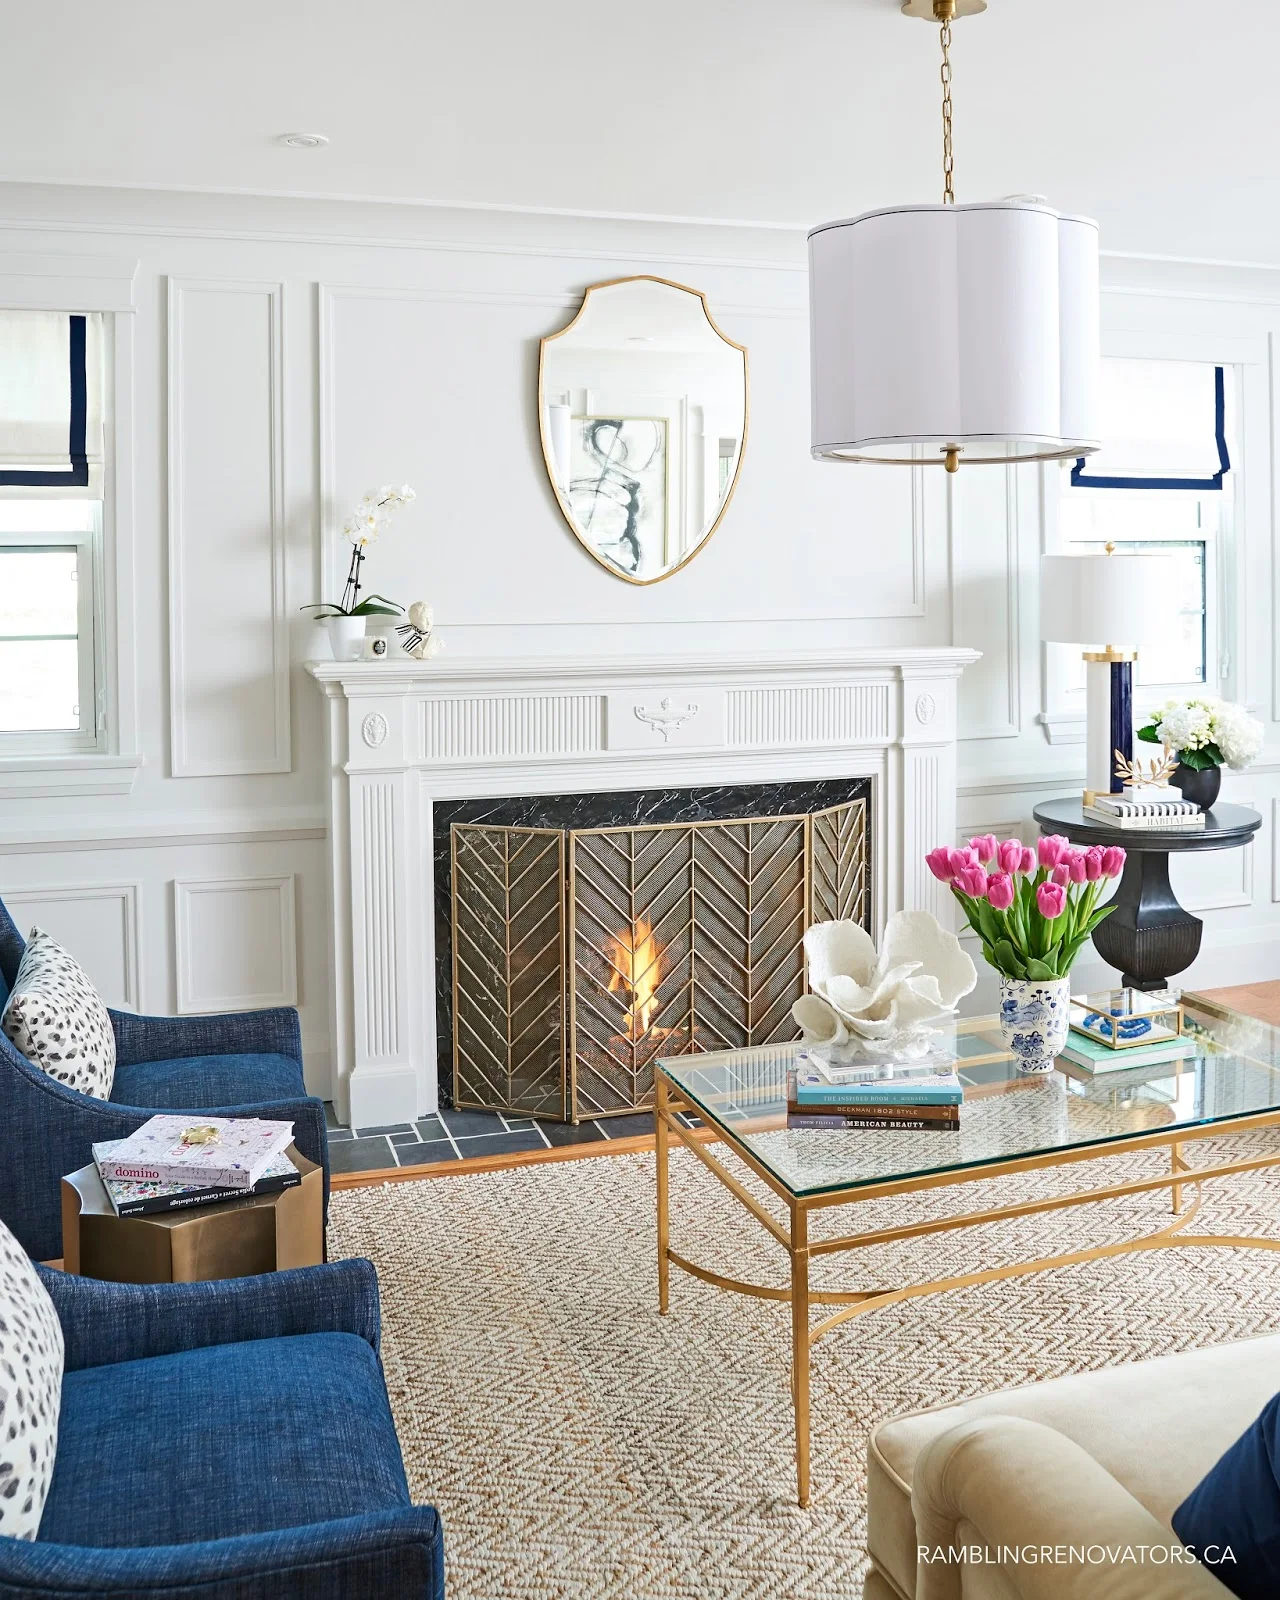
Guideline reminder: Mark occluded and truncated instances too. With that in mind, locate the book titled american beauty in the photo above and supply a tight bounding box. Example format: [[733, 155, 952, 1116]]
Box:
[[94, 1114, 295, 1191]]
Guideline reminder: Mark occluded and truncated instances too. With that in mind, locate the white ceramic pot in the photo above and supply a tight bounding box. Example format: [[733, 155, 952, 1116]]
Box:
[[325, 616, 366, 662], [998, 976, 1071, 1074]]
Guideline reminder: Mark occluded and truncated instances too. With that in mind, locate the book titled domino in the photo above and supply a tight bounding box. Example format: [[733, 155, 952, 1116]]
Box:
[[94, 1114, 295, 1191], [94, 1146, 301, 1216]]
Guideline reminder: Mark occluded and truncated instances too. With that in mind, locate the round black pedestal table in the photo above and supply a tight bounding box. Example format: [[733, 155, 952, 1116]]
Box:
[[1031, 799, 1262, 991]]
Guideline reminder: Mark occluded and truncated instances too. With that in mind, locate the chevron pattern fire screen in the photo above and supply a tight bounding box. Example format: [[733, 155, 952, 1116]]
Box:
[[451, 799, 866, 1123]]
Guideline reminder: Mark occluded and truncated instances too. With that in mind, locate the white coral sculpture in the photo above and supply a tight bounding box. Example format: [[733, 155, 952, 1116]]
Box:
[[792, 911, 977, 1059]]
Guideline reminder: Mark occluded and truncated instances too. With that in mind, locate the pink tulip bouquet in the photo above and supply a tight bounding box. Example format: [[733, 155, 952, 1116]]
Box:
[[925, 834, 1125, 982]]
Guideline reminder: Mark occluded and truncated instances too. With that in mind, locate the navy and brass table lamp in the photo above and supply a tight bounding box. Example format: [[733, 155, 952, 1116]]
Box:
[[1040, 544, 1180, 806]]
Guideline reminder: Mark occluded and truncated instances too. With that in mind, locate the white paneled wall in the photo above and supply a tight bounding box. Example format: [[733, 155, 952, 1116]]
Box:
[[173, 874, 297, 1013], [0, 184, 1278, 1114], [167, 278, 289, 777], [3, 884, 141, 1010]]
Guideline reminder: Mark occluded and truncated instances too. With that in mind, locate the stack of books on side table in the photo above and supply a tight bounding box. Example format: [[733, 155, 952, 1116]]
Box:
[[1083, 790, 1203, 830], [787, 1050, 963, 1132], [92, 1113, 299, 1217]]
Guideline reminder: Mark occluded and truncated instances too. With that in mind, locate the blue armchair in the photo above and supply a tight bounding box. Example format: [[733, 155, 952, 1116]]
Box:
[[0, 1260, 444, 1598], [0, 895, 330, 1262]]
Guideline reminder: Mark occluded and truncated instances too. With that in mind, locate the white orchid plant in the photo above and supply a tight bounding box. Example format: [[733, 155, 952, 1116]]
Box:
[[1137, 694, 1264, 773], [302, 484, 416, 620], [792, 911, 977, 1060]]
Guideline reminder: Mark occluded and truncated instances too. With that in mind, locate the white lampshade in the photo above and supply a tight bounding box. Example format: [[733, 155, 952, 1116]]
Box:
[[808, 200, 1101, 466], [1039, 552, 1181, 649]]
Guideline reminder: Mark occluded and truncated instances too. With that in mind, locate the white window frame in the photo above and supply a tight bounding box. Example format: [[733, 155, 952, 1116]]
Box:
[[1053, 486, 1227, 710], [0, 506, 106, 756], [1039, 331, 1266, 747], [0, 252, 141, 798]]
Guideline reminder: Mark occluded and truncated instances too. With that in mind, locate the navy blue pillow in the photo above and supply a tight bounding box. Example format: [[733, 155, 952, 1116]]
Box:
[[1172, 1391, 1280, 1600]]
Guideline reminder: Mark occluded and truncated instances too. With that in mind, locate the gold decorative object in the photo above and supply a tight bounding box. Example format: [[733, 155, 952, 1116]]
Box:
[[1113, 748, 1177, 788], [449, 801, 866, 1123], [179, 1125, 220, 1145], [538, 276, 748, 586]]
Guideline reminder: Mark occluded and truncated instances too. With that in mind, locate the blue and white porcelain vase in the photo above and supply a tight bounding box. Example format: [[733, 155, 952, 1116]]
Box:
[[999, 976, 1071, 1074]]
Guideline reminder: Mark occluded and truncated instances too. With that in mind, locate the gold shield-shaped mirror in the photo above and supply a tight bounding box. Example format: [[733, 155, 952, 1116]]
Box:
[[539, 276, 748, 585]]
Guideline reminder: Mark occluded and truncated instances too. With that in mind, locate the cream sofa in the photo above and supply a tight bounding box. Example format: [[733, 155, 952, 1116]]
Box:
[[864, 1334, 1280, 1599]]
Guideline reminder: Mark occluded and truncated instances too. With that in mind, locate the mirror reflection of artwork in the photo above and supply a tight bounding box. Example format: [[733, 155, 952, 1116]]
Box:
[[569, 416, 668, 576], [539, 276, 748, 585]]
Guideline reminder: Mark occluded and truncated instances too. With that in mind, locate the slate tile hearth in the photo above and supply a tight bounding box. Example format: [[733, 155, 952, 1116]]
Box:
[[324, 1102, 696, 1176]]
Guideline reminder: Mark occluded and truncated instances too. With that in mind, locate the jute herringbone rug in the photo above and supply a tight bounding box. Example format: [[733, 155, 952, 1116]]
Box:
[[329, 1136, 1280, 1600]]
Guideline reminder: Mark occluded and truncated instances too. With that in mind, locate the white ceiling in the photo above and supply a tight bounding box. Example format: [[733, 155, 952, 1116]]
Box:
[[4, 0, 1276, 262]]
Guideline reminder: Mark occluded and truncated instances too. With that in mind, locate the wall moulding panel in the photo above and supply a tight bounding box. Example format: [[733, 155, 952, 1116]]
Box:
[[3, 884, 141, 1011], [167, 277, 289, 777], [953, 464, 1023, 741], [317, 281, 936, 635], [309, 648, 977, 1124], [173, 874, 298, 1014]]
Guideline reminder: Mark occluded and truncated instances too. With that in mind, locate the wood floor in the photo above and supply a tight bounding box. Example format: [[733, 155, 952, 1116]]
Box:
[[335, 980, 1280, 1190], [1193, 980, 1280, 1027]]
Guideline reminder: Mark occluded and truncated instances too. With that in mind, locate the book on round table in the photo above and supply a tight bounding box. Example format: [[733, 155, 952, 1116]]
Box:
[[1082, 805, 1205, 830]]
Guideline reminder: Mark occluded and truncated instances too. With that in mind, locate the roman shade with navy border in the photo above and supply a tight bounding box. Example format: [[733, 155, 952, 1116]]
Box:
[[0, 309, 103, 490]]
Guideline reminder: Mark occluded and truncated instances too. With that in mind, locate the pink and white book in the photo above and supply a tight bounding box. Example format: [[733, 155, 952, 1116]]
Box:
[[94, 1115, 295, 1191]]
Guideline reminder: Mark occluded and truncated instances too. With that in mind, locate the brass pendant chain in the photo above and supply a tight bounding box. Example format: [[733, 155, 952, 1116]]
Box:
[[940, 13, 955, 203]]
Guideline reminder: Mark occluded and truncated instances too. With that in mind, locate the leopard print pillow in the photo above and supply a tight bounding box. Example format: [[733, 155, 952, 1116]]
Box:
[[0, 1216, 63, 1539], [1, 928, 116, 1100]]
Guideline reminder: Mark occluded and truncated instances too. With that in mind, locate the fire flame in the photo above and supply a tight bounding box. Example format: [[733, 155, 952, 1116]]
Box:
[[607, 916, 663, 1041]]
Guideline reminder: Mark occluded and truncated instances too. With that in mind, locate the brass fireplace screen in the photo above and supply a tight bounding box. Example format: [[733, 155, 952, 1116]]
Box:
[[450, 799, 866, 1123]]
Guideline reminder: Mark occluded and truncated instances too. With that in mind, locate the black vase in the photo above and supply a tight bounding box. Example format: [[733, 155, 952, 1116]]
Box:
[[1171, 762, 1222, 810]]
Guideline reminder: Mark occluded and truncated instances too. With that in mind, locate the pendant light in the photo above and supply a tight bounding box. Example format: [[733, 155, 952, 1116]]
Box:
[[808, 0, 1101, 472]]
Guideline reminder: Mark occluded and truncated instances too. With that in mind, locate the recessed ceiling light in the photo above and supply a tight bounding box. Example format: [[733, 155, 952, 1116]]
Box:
[[278, 132, 329, 149]]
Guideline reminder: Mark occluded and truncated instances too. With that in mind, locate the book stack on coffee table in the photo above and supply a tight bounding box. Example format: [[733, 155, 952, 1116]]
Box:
[[787, 1052, 963, 1132]]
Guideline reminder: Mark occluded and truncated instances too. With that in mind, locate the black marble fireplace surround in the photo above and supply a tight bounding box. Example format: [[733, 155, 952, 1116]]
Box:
[[432, 776, 872, 1109]]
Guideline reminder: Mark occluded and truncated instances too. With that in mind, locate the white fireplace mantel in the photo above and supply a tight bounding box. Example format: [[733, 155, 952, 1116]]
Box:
[[308, 647, 979, 1127]]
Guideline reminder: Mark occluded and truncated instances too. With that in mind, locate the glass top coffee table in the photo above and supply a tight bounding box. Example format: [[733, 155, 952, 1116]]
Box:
[[654, 994, 1280, 1506]]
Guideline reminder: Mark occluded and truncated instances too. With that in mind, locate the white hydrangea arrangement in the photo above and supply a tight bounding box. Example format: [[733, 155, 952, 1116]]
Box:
[[1138, 695, 1264, 772]]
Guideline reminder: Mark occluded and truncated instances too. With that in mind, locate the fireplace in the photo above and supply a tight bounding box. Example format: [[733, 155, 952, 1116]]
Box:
[[309, 647, 975, 1127], [436, 780, 869, 1122]]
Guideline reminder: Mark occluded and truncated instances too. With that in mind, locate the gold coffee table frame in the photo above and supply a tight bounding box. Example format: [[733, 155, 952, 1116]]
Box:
[[655, 1030, 1280, 1507]]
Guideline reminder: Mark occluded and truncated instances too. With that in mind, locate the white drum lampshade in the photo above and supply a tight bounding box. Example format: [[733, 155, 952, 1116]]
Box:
[[1040, 550, 1181, 804], [1039, 551, 1179, 652], [809, 200, 1101, 468]]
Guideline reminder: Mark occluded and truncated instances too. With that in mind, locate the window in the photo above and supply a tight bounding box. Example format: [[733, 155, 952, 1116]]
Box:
[[0, 311, 106, 753], [0, 500, 102, 746], [1050, 358, 1236, 717], [1057, 492, 1225, 693]]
